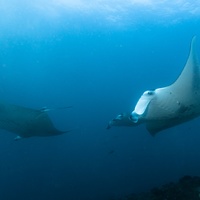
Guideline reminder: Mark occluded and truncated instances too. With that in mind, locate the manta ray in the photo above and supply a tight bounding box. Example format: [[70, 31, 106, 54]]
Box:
[[0, 101, 71, 140], [108, 36, 200, 135]]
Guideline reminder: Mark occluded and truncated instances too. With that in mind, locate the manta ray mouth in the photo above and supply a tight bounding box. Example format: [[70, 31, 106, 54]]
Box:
[[130, 112, 139, 123]]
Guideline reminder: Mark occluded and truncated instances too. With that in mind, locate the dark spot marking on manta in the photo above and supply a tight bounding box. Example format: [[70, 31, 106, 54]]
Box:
[[177, 104, 195, 114], [147, 91, 154, 95], [178, 105, 189, 113]]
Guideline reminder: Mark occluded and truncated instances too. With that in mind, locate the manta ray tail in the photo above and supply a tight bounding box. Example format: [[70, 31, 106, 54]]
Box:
[[40, 106, 73, 112]]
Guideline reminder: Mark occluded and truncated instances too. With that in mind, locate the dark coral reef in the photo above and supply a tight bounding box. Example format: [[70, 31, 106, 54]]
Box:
[[119, 175, 200, 200]]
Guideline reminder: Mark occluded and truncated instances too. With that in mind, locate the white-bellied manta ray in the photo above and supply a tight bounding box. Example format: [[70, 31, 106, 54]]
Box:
[[108, 36, 200, 135], [0, 101, 71, 140]]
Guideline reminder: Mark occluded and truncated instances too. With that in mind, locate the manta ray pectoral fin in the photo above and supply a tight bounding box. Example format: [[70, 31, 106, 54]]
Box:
[[146, 116, 194, 136], [172, 36, 199, 90]]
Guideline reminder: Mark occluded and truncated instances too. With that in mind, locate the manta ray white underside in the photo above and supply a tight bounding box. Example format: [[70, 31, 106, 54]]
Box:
[[108, 36, 200, 135]]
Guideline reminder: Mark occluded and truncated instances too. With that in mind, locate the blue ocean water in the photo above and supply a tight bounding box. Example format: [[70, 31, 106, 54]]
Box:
[[0, 1, 200, 200]]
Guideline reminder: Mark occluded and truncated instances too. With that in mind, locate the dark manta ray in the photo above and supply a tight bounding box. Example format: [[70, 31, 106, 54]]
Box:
[[108, 36, 200, 135], [0, 101, 70, 140]]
